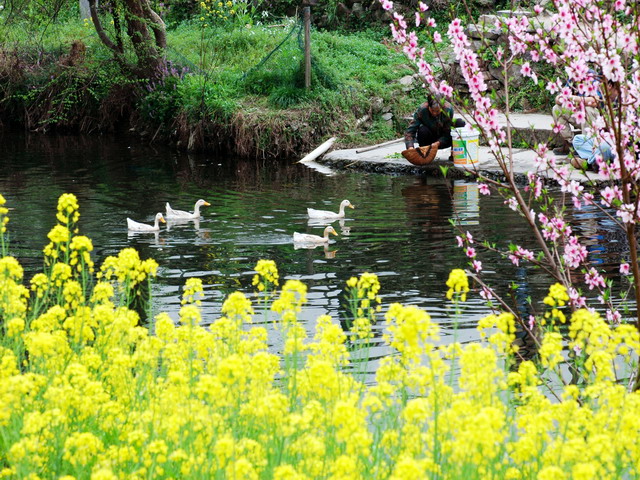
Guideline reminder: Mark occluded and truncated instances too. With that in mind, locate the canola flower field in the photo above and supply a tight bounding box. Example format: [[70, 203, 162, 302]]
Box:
[[1, 193, 640, 479]]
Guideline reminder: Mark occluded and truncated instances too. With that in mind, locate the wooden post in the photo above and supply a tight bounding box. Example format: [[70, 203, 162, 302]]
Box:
[[304, 6, 311, 89]]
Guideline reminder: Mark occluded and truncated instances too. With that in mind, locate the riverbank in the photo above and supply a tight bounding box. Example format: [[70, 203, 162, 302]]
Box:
[[0, 19, 427, 159], [313, 111, 609, 186]]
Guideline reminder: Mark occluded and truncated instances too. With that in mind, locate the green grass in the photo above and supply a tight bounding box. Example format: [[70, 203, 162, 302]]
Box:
[[0, 13, 431, 148]]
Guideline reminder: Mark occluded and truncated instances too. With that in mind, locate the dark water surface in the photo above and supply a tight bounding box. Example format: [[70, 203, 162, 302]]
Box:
[[0, 133, 626, 351]]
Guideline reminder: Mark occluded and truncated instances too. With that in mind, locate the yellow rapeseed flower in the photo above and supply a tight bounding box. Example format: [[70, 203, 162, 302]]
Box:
[[446, 268, 469, 301]]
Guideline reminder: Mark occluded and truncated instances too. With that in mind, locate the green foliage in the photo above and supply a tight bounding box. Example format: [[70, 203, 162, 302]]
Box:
[[268, 85, 309, 108], [138, 75, 183, 125]]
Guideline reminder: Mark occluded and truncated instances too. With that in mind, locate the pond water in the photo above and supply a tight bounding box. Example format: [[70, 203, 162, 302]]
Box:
[[0, 132, 627, 357]]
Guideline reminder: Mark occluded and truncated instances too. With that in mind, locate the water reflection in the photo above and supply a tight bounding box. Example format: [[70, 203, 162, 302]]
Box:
[[307, 218, 351, 236], [293, 242, 339, 259], [0, 132, 634, 375], [452, 180, 479, 226], [166, 217, 201, 232]]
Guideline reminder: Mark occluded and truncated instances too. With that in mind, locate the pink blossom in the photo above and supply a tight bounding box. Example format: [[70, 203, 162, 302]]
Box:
[[520, 62, 538, 83], [528, 316, 535, 330], [381, 0, 393, 10], [438, 81, 452, 96], [508, 254, 520, 267], [456, 235, 464, 247], [466, 231, 474, 243], [607, 309, 622, 324], [616, 204, 636, 224], [415, 12, 421, 27], [600, 186, 621, 206], [478, 183, 490, 195], [472, 260, 482, 272], [585, 268, 606, 290], [479, 287, 493, 300], [563, 236, 588, 268], [620, 263, 630, 275], [418, 1, 428, 11], [465, 247, 476, 258], [569, 287, 587, 308]]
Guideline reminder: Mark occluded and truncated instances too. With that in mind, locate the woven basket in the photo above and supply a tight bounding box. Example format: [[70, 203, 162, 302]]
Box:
[[401, 145, 438, 166]]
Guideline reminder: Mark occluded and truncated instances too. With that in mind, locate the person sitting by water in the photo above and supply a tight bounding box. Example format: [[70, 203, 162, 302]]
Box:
[[571, 133, 613, 171], [404, 93, 466, 159]]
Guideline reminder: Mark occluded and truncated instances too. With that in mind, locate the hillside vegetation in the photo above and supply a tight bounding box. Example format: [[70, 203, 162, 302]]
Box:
[[0, 7, 430, 159]]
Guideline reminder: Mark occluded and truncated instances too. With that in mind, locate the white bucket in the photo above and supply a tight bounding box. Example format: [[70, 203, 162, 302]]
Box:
[[452, 127, 480, 166]]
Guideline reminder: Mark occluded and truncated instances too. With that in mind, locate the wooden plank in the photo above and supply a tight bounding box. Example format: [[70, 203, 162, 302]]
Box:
[[355, 137, 404, 154], [297, 137, 337, 163]]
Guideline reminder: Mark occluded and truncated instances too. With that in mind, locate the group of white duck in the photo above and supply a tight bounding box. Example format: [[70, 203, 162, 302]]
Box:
[[126, 199, 211, 232], [126, 197, 355, 245], [293, 199, 355, 245]]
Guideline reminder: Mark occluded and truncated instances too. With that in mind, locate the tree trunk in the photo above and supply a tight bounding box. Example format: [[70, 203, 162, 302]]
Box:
[[89, 0, 167, 81], [123, 0, 166, 80]]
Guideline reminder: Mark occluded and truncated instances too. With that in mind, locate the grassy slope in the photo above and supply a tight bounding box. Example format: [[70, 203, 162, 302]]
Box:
[[0, 16, 427, 156]]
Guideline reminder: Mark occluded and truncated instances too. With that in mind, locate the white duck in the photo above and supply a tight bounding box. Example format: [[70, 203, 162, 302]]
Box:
[[165, 199, 211, 219], [293, 225, 338, 244], [127, 213, 166, 232], [307, 199, 355, 219]]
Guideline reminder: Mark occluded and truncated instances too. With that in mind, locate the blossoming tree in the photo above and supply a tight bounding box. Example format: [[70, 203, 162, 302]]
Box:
[[380, 0, 640, 384]]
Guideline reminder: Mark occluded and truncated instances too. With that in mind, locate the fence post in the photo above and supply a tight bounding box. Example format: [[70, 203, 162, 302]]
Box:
[[304, 6, 311, 89]]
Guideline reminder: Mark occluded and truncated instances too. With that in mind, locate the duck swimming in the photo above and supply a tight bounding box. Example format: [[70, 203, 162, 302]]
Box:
[[307, 199, 355, 220], [165, 199, 210, 219], [293, 225, 338, 244], [127, 213, 166, 232]]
